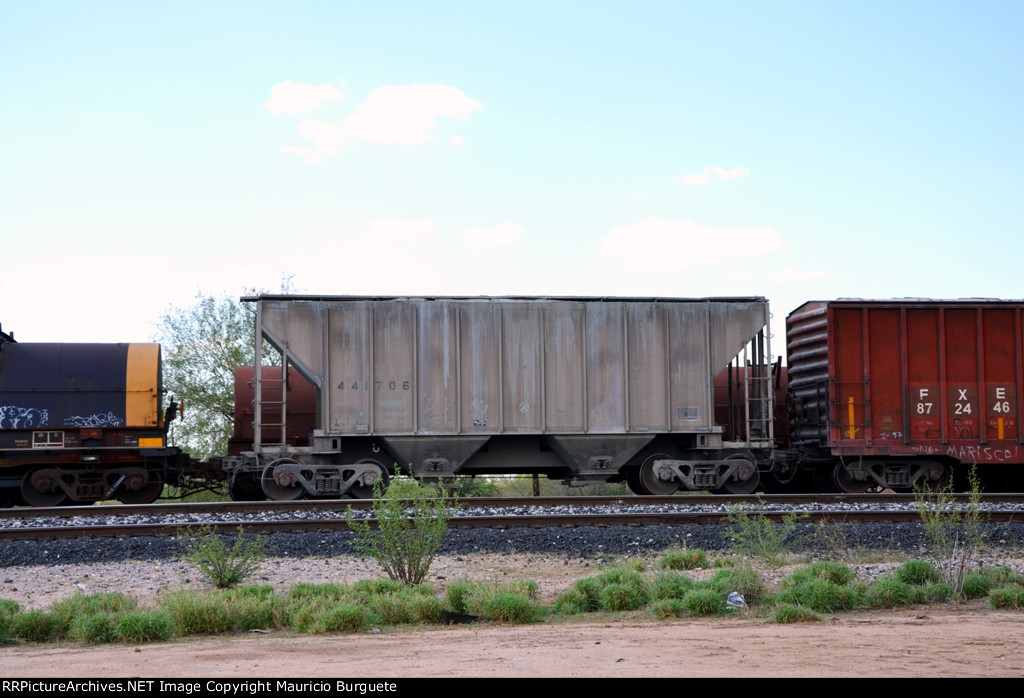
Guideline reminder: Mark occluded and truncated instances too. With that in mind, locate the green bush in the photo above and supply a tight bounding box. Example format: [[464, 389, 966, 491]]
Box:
[[659, 548, 708, 571], [649, 598, 689, 619], [478, 591, 544, 624], [989, 587, 1024, 609], [773, 604, 824, 624], [598, 583, 648, 612], [773, 578, 866, 614], [915, 465, 986, 601], [158, 591, 237, 635], [113, 611, 178, 644], [866, 578, 914, 609], [443, 580, 543, 624], [347, 476, 455, 587], [553, 587, 594, 615], [444, 580, 478, 615], [289, 582, 355, 602], [177, 525, 267, 589], [895, 560, 940, 586], [8, 610, 60, 643], [783, 561, 854, 588], [649, 571, 697, 601], [709, 563, 767, 605], [67, 613, 120, 644], [291, 602, 371, 634], [911, 583, 951, 604], [724, 496, 806, 566], [680, 588, 724, 617]]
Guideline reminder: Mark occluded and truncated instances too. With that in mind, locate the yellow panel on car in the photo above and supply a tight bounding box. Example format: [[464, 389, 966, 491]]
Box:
[[126, 344, 161, 427], [138, 437, 165, 447]]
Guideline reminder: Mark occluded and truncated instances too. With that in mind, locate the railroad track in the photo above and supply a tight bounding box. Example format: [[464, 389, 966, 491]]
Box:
[[2, 493, 1022, 542]]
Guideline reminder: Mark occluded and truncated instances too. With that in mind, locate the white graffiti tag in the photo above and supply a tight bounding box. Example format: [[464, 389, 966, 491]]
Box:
[[63, 412, 124, 427], [0, 406, 50, 428]]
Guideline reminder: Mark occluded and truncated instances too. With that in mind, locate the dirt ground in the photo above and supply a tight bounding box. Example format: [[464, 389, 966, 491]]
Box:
[[2, 553, 1023, 678], [3, 605, 1024, 678]]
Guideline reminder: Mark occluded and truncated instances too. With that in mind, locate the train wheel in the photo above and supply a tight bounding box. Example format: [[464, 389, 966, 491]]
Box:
[[117, 480, 164, 505], [349, 459, 390, 499], [21, 469, 66, 507], [636, 453, 679, 495], [834, 464, 871, 493], [261, 459, 305, 501], [716, 457, 760, 494]]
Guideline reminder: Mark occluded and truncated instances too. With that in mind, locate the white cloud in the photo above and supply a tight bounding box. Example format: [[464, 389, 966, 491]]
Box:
[[462, 222, 524, 250], [286, 83, 482, 157], [674, 165, 751, 186], [632, 189, 646, 199], [600, 217, 787, 271], [764, 267, 828, 283], [265, 80, 345, 114], [449, 135, 466, 146]]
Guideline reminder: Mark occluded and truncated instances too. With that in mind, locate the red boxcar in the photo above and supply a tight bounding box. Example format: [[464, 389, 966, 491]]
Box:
[[787, 299, 1024, 491]]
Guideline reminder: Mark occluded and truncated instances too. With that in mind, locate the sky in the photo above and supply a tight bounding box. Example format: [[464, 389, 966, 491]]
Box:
[[2, 1, 1022, 357]]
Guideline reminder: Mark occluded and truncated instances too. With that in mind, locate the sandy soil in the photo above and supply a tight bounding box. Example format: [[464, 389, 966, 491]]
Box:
[[2, 553, 1023, 678]]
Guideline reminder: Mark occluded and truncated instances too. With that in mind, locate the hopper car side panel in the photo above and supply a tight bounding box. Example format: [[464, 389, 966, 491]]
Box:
[[234, 295, 775, 499]]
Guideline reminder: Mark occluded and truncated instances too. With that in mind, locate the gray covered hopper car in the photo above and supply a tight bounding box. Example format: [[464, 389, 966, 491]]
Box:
[[224, 295, 775, 499]]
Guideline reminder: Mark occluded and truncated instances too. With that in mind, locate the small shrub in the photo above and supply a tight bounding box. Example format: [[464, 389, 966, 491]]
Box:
[[477, 591, 544, 624], [915, 464, 986, 601], [866, 578, 914, 609], [774, 578, 865, 614], [68, 613, 119, 644], [177, 525, 267, 589], [8, 610, 59, 643], [114, 611, 178, 643], [158, 591, 236, 635], [567, 578, 602, 611], [649, 599, 689, 619], [598, 583, 647, 612], [961, 573, 992, 600], [553, 588, 593, 615], [444, 580, 477, 615], [911, 583, 951, 604], [292, 603, 371, 634], [448, 581, 544, 624], [680, 588, 724, 617], [346, 476, 455, 587], [649, 572, 697, 601], [406, 595, 444, 624], [773, 604, 824, 624], [709, 563, 767, 605], [289, 582, 354, 601], [895, 560, 940, 586], [723, 496, 807, 566], [51, 592, 138, 634], [659, 548, 708, 571], [787, 561, 855, 587], [353, 579, 406, 596], [989, 587, 1024, 609]]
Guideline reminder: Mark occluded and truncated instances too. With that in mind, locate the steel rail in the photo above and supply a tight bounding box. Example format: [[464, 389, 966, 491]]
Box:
[[3, 492, 1023, 521], [2, 508, 1021, 542]]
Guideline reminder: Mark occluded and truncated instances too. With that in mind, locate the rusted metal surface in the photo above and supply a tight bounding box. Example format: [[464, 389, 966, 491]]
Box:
[[788, 299, 1024, 467]]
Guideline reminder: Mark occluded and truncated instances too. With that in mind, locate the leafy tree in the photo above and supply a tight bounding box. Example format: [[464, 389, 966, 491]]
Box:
[[152, 278, 293, 460]]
